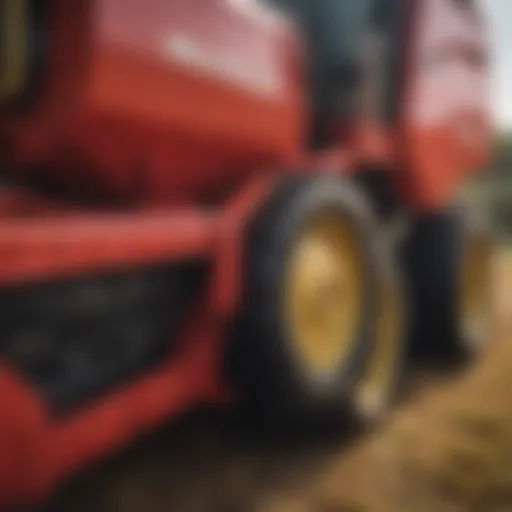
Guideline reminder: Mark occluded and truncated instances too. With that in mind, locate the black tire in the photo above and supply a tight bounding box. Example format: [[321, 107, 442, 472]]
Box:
[[228, 176, 383, 430], [401, 205, 495, 361]]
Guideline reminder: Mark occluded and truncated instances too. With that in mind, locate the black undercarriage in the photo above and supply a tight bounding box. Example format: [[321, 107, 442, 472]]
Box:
[[0, 262, 206, 414]]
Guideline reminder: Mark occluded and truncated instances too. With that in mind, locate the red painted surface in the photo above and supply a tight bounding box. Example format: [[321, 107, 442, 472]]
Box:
[[400, 0, 492, 209], [0, 209, 216, 285], [211, 172, 278, 317], [0, 0, 490, 210], [0, 172, 275, 508], [0, 0, 493, 506], [0, 0, 301, 204]]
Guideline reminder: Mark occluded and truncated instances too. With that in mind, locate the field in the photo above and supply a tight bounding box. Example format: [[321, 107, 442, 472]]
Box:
[[31, 248, 512, 512]]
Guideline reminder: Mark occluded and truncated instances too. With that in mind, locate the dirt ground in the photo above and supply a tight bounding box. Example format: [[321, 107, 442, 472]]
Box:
[[36, 248, 512, 512]]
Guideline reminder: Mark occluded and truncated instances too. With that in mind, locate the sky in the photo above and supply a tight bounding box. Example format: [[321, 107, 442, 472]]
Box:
[[487, 0, 512, 129]]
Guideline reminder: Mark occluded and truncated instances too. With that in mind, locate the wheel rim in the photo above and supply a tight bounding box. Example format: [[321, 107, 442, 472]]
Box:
[[460, 236, 492, 352], [285, 212, 364, 375], [356, 275, 402, 420]]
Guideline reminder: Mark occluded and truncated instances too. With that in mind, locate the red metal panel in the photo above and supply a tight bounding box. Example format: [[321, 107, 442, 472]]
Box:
[[401, 0, 492, 209], [211, 172, 277, 316], [0, 0, 302, 204], [0, 210, 216, 285]]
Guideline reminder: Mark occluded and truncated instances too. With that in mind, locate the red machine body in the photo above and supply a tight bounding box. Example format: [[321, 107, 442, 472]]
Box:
[[1, 0, 491, 208], [402, 0, 491, 206], [0, 0, 492, 506], [1, 0, 302, 205]]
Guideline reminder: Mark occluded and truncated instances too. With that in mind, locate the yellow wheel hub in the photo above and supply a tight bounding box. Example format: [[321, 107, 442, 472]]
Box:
[[285, 213, 363, 374]]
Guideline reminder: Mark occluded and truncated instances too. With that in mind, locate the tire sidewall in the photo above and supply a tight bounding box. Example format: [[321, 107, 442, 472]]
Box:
[[245, 176, 381, 412]]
